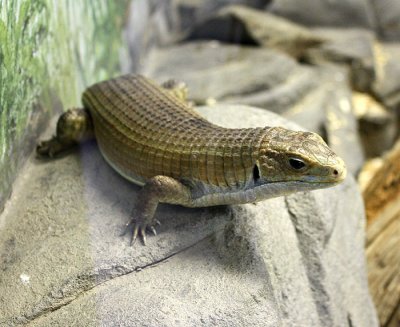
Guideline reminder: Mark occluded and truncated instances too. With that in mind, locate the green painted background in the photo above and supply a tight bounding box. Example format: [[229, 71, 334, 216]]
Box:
[[0, 0, 130, 211]]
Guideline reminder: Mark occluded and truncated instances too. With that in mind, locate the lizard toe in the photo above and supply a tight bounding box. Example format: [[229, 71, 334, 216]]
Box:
[[130, 224, 140, 246], [139, 226, 147, 245], [123, 218, 159, 246], [149, 226, 157, 236]]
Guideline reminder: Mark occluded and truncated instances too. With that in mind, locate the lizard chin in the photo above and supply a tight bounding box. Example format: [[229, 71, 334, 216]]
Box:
[[251, 178, 345, 201]]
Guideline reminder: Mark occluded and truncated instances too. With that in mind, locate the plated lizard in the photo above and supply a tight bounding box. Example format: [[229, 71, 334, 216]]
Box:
[[37, 74, 347, 245]]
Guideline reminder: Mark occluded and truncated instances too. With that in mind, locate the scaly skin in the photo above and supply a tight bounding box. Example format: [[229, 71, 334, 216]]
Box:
[[37, 74, 346, 245]]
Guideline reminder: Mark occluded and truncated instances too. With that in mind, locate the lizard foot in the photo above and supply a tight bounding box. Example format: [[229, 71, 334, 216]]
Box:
[[37, 137, 62, 157], [37, 137, 74, 158], [121, 218, 161, 246]]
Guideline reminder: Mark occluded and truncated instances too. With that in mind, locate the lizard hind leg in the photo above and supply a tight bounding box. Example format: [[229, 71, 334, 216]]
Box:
[[37, 108, 94, 157]]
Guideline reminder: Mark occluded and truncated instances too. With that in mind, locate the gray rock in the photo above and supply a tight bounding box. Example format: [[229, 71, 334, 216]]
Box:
[[352, 92, 397, 158], [267, 0, 376, 30], [313, 67, 365, 175], [142, 41, 300, 104], [372, 43, 400, 112], [0, 105, 377, 326], [187, 5, 323, 58], [224, 66, 321, 115], [370, 0, 400, 41], [123, 0, 180, 73], [173, 0, 271, 31], [304, 28, 376, 92]]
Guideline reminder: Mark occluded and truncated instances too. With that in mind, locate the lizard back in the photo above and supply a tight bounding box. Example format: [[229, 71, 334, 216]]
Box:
[[81, 74, 267, 192]]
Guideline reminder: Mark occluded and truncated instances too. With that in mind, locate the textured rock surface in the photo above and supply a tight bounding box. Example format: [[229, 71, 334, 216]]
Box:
[[267, 0, 400, 42], [370, 0, 400, 41], [372, 43, 400, 112], [123, 0, 181, 73], [267, 0, 376, 30], [187, 5, 323, 58], [143, 42, 365, 174], [173, 0, 271, 30], [305, 28, 376, 92], [352, 92, 396, 158], [311, 67, 365, 175], [142, 41, 299, 105], [0, 105, 377, 326]]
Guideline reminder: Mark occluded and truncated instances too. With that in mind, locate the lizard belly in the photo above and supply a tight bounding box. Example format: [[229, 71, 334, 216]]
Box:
[[97, 142, 146, 186]]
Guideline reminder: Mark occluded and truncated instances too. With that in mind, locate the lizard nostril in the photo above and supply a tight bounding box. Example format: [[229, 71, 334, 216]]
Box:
[[333, 169, 339, 176]]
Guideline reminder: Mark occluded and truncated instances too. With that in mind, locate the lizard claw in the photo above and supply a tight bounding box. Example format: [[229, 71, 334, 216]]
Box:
[[149, 226, 157, 236], [130, 225, 138, 246], [122, 218, 160, 246], [139, 226, 147, 245]]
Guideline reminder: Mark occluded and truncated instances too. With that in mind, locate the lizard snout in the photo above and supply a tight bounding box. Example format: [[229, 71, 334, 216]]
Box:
[[331, 160, 347, 183]]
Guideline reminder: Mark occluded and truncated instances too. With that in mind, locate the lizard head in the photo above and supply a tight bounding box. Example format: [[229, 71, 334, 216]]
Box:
[[253, 127, 346, 196]]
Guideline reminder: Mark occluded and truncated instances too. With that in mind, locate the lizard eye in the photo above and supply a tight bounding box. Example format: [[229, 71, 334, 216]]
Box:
[[289, 158, 306, 170]]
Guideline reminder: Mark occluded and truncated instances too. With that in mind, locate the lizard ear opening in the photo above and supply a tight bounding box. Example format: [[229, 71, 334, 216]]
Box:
[[253, 164, 260, 182]]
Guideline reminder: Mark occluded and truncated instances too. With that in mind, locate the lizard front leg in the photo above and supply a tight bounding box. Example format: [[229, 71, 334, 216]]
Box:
[[123, 175, 192, 245], [162, 79, 189, 103], [37, 108, 93, 157]]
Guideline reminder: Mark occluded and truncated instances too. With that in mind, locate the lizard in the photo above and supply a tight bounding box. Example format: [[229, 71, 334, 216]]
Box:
[[37, 74, 347, 245]]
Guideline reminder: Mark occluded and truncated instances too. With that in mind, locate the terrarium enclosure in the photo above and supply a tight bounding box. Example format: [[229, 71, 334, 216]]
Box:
[[1, 1, 400, 326]]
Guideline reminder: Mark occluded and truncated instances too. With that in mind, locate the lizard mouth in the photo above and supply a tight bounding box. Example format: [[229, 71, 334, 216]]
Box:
[[256, 168, 347, 186], [250, 178, 345, 197], [243, 178, 346, 203], [254, 178, 344, 188]]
